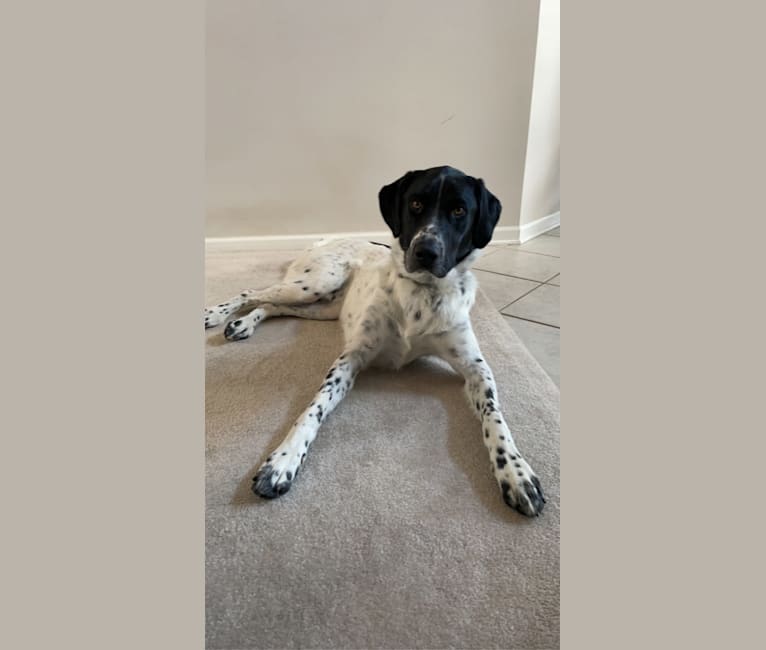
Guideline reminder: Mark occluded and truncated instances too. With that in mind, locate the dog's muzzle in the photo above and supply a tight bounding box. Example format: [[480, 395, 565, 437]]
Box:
[[406, 235, 446, 276]]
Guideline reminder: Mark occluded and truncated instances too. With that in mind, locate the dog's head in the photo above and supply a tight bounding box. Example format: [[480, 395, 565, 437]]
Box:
[[378, 166, 502, 278]]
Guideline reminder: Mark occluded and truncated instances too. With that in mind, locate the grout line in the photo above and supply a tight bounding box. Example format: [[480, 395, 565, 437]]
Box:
[[511, 247, 560, 259], [473, 267, 557, 283], [501, 313, 560, 330], [497, 282, 546, 311]]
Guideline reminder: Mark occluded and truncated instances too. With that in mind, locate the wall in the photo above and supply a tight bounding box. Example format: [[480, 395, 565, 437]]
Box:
[[206, 0, 541, 239], [519, 0, 560, 228]]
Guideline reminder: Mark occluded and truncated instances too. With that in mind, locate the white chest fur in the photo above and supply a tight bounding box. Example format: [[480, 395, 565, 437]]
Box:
[[339, 250, 477, 369]]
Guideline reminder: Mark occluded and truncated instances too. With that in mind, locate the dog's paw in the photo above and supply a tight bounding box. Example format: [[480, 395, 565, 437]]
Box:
[[204, 305, 230, 329], [224, 318, 255, 341], [494, 455, 546, 517], [251, 450, 302, 499]]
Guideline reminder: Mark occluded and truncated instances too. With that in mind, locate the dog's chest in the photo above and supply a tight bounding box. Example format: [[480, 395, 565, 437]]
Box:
[[344, 266, 475, 369]]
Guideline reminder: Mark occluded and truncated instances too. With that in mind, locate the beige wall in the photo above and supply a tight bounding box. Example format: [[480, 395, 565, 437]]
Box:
[[519, 0, 560, 227], [206, 0, 540, 238]]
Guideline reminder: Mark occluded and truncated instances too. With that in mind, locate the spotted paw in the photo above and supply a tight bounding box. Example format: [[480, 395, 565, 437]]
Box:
[[224, 318, 255, 341], [251, 450, 302, 499], [204, 306, 230, 329], [494, 456, 546, 517]]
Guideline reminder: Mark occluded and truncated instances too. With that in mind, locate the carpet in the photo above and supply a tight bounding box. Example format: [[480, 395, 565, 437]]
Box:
[[206, 246, 560, 650]]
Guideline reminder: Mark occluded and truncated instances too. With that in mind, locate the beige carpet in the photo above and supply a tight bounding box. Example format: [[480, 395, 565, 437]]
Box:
[[206, 247, 560, 650]]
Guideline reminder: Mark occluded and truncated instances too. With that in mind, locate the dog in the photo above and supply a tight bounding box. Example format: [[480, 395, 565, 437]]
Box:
[[205, 166, 545, 516]]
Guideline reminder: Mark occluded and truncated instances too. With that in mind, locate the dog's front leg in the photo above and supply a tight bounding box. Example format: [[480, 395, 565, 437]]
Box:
[[251, 346, 373, 499], [436, 328, 546, 516]]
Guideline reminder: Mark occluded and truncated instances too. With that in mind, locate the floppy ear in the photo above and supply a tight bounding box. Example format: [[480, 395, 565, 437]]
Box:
[[378, 171, 416, 238], [472, 178, 502, 248]]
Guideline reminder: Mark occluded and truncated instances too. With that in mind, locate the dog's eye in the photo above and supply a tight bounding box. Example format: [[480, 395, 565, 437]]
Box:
[[409, 200, 423, 214], [452, 207, 466, 218]]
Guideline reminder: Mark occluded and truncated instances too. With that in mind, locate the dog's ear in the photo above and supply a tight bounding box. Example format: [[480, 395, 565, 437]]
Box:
[[378, 171, 417, 238], [472, 178, 502, 248]]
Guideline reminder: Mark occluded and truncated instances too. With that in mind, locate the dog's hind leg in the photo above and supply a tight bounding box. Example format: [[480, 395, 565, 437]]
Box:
[[222, 299, 343, 341], [205, 246, 355, 328], [204, 277, 347, 328]]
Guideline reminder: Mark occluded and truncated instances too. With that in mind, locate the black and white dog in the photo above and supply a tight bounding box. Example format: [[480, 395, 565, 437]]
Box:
[[205, 166, 545, 516]]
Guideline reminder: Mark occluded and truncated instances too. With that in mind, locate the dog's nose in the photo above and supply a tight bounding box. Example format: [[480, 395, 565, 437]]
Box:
[[413, 240, 439, 267]]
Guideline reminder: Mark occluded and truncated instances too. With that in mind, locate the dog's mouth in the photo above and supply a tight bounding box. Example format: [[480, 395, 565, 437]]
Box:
[[403, 251, 449, 278], [407, 262, 448, 278]]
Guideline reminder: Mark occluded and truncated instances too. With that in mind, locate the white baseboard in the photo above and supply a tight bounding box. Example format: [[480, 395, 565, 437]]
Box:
[[205, 230, 393, 251], [518, 211, 560, 243], [204, 211, 560, 250], [477, 211, 560, 245]]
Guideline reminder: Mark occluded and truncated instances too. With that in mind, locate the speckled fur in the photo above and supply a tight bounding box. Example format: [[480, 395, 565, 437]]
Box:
[[205, 238, 545, 516], [206, 164, 545, 516]]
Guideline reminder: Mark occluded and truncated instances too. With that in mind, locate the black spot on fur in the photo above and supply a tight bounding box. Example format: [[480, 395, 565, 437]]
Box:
[[485, 388, 494, 399], [484, 429, 489, 438], [500, 480, 513, 507], [281, 452, 286, 456], [286, 471, 292, 480], [497, 447, 505, 455], [514, 463, 521, 468], [334, 377, 341, 384], [531, 475, 546, 504], [304, 268, 311, 273], [499, 435, 504, 440], [294, 280, 302, 284], [302, 287, 309, 291], [316, 405, 323, 422], [510, 455, 516, 460], [414, 310, 421, 320], [476, 358, 483, 363], [304, 441, 308, 448], [496, 456, 507, 469], [314, 292, 320, 297]]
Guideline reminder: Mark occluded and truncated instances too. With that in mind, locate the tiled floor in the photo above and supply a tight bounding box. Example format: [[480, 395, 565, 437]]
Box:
[[475, 226, 560, 386]]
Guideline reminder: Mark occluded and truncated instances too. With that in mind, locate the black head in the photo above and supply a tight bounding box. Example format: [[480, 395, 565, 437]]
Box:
[[378, 166, 502, 278]]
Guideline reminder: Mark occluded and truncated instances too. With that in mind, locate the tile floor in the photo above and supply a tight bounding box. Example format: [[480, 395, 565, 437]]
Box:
[[475, 225, 560, 386]]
